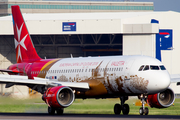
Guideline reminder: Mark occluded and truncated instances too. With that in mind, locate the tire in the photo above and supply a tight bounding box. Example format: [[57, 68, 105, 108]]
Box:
[[139, 107, 144, 115], [48, 106, 55, 115], [56, 108, 64, 115], [144, 107, 149, 115], [122, 104, 130, 115], [114, 103, 121, 115]]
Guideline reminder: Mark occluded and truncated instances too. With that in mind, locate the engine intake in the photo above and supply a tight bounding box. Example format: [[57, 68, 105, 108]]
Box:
[[43, 86, 74, 108], [148, 88, 175, 108]]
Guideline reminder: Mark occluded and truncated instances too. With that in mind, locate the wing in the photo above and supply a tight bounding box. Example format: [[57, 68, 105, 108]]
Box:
[[0, 74, 89, 93], [171, 74, 180, 85]]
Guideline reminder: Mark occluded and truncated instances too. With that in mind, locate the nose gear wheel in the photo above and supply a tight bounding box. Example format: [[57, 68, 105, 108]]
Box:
[[138, 94, 149, 115]]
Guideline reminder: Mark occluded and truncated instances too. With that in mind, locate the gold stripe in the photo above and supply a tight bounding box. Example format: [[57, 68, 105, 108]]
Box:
[[40, 59, 59, 71]]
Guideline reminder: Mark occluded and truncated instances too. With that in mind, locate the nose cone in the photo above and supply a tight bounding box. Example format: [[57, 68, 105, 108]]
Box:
[[147, 71, 171, 94]]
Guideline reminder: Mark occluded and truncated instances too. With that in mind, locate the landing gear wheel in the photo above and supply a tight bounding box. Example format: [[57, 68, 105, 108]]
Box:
[[114, 104, 121, 115], [56, 108, 64, 115], [139, 107, 143, 115], [138, 94, 149, 115], [48, 106, 55, 115], [144, 107, 149, 115], [122, 104, 129, 115]]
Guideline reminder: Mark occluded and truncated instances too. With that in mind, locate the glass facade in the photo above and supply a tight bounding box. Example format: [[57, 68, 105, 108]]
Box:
[[8, 4, 153, 11]]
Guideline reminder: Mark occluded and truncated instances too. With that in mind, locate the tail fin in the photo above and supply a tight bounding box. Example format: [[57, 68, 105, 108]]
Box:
[[11, 5, 41, 63]]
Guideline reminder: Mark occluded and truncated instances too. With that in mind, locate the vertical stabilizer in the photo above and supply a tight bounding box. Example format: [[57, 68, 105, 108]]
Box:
[[11, 5, 41, 63]]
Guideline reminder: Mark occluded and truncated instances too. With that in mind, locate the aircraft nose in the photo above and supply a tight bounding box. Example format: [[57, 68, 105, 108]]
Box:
[[147, 71, 171, 94], [157, 71, 170, 90]]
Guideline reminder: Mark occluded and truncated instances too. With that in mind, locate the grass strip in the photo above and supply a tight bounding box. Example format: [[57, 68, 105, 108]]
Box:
[[0, 96, 180, 115]]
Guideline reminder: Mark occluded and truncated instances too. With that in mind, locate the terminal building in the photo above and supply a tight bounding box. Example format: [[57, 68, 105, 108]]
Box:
[[0, 0, 180, 97]]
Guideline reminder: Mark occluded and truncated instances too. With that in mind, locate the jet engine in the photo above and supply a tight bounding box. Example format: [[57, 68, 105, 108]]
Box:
[[43, 86, 75, 108], [147, 88, 175, 108]]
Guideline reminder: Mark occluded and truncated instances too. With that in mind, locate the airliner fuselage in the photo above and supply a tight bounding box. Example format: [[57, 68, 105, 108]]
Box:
[[9, 55, 170, 98]]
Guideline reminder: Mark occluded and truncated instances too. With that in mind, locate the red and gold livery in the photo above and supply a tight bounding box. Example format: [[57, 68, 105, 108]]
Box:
[[0, 5, 176, 115]]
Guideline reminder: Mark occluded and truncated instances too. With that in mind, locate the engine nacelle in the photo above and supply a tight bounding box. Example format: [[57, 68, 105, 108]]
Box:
[[43, 86, 74, 108], [148, 88, 175, 108]]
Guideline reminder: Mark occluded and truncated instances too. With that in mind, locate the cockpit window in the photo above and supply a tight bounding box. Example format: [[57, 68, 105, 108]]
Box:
[[150, 65, 159, 70], [143, 65, 149, 71], [139, 65, 166, 71], [138, 65, 144, 71], [160, 65, 166, 70]]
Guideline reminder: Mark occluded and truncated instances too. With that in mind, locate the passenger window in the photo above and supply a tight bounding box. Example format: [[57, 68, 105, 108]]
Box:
[[143, 65, 149, 71], [150, 65, 159, 70], [139, 65, 144, 71], [160, 65, 166, 70]]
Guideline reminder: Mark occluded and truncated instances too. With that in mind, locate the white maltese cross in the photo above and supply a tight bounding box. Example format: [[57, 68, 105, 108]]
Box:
[[14, 23, 27, 62]]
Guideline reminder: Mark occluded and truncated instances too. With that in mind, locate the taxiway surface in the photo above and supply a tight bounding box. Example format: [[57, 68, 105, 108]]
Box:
[[0, 113, 180, 120]]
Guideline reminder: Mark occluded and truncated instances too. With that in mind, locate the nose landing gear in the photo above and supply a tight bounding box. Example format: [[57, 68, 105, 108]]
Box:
[[138, 94, 149, 115], [114, 96, 130, 115]]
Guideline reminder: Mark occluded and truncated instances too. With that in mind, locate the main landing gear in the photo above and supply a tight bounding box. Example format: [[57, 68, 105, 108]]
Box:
[[48, 106, 64, 115], [138, 94, 149, 115], [114, 96, 130, 115]]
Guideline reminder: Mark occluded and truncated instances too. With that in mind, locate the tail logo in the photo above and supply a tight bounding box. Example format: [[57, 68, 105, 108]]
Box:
[[14, 23, 28, 62]]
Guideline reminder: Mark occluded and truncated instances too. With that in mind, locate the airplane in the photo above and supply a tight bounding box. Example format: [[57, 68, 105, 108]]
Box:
[[0, 5, 176, 115]]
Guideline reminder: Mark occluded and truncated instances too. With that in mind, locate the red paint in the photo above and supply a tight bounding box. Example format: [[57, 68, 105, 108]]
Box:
[[147, 94, 163, 108], [8, 59, 53, 79], [159, 32, 170, 35], [68, 23, 75, 25], [43, 86, 65, 108], [10, 6, 56, 79], [111, 61, 125, 66], [59, 62, 99, 67], [12, 5, 41, 63]]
